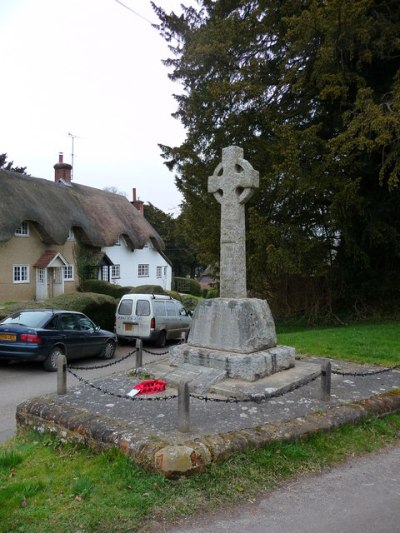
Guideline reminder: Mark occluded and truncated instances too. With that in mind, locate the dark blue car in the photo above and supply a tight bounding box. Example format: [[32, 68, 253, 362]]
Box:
[[0, 309, 117, 371]]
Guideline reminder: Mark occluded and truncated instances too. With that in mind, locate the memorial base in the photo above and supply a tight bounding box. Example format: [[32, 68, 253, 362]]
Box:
[[169, 343, 295, 382], [168, 297, 296, 383]]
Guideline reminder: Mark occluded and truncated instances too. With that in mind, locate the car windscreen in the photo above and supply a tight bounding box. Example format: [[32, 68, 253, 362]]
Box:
[[1, 311, 53, 328]]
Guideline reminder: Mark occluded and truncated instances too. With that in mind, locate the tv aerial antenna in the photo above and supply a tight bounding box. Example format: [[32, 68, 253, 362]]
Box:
[[68, 132, 80, 179]]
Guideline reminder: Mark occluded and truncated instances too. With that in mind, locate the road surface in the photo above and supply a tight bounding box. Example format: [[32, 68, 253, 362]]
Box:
[[159, 445, 400, 533], [0, 344, 161, 443]]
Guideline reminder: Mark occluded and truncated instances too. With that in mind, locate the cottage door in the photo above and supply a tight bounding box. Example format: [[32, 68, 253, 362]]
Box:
[[35, 268, 48, 300], [49, 267, 64, 298]]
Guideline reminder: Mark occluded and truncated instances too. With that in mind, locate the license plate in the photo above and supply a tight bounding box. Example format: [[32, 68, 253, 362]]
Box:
[[124, 324, 133, 332], [0, 333, 16, 341]]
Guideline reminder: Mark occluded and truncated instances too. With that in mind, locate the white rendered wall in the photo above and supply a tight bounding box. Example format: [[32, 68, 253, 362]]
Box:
[[102, 240, 172, 290]]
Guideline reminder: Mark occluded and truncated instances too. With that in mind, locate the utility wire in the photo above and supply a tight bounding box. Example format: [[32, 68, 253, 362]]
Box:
[[113, 0, 154, 25]]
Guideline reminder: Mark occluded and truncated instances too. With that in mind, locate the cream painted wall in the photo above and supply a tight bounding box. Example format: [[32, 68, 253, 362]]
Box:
[[0, 223, 78, 302]]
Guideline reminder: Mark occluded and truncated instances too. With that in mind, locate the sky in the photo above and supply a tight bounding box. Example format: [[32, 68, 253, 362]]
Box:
[[0, 0, 193, 216]]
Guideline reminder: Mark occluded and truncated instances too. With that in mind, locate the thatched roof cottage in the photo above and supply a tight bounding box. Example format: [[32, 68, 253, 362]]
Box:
[[0, 154, 172, 302]]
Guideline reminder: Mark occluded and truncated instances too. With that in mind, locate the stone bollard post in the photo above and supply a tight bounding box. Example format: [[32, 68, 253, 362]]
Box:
[[178, 380, 190, 433], [135, 338, 143, 368], [321, 360, 331, 401], [180, 331, 187, 344], [57, 353, 67, 395]]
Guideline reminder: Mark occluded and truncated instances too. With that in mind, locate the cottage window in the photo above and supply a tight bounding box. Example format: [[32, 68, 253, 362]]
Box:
[[15, 222, 29, 236], [13, 265, 29, 283], [111, 265, 120, 279], [138, 264, 149, 277], [37, 268, 45, 284], [156, 266, 162, 278], [114, 237, 121, 246], [101, 266, 109, 281], [63, 265, 74, 281]]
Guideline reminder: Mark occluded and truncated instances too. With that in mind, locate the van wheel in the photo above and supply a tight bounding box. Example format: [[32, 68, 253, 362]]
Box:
[[155, 330, 167, 348]]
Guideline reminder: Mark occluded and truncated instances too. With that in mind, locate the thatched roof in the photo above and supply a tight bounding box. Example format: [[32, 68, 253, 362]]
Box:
[[0, 169, 165, 251]]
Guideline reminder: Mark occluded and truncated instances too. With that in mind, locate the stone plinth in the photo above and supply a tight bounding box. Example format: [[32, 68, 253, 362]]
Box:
[[188, 298, 277, 353], [169, 298, 295, 382], [169, 344, 295, 382]]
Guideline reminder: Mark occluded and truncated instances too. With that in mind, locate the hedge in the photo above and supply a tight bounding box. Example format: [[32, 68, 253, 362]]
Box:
[[129, 285, 166, 295], [172, 277, 202, 296], [0, 292, 117, 331], [79, 279, 132, 299]]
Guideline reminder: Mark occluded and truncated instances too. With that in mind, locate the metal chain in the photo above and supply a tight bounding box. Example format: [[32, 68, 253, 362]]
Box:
[[67, 349, 137, 370], [67, 368, 178, 401], [189, 370, 322, 404], [142, 347, 170, 356], [65, 361, 400, 405]]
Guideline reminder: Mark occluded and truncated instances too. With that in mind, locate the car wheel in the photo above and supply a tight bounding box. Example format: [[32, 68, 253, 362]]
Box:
[[155, 330, 167, 348], [99, 339, 116, 359], [43, 346, 64, 372]]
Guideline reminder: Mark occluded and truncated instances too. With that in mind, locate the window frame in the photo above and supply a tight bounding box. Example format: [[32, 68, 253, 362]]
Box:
[[63, 265, 74, 281], [13, 264, 30, 284], [138, 264, 149, 278], [111, 264, 120, 279], [15, 222, 29, 237]]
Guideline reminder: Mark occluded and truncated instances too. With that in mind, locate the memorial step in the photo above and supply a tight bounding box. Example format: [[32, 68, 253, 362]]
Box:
[[162, 363, 227, 394]]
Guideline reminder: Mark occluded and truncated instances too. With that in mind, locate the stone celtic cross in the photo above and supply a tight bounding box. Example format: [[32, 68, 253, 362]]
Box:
[[208, 146, 259, 298]]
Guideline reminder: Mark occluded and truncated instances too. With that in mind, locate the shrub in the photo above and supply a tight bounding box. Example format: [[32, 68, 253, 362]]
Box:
[[129, 285, 166, 295], [50, 292, 117, 330], [165, 290, 182, 301], [180, 295, 201, 311], [206, 288, 219, 299], [173, 277, 202, 296], [0, 293, 117, 331], [79, 279, 132, 299]]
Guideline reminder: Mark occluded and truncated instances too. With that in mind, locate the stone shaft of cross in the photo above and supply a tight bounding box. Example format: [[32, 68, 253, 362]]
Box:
[[208, 146, 259, 298]]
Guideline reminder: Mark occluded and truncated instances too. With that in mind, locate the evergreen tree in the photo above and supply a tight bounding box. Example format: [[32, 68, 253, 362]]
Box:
[[153, 0, 400, 317], [0, 153, 28, 174], [144, 203, 198, 277]]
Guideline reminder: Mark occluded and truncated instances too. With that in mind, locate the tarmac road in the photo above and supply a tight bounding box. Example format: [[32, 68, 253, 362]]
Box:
[[0, 343, 161, 443], [159, 445, 400, 533]]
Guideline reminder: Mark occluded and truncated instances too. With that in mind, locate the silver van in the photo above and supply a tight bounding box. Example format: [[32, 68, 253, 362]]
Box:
[[115, 294, 192, 347]]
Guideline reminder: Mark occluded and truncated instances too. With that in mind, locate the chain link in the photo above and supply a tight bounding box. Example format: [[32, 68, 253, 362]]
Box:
[[67, 368, 178, 401], [66, 365, 322, 404], [67, 349, 137, 371], [64, 359, 400, 405], [189, 370, 322, 404], [142, 347, 170, 356]]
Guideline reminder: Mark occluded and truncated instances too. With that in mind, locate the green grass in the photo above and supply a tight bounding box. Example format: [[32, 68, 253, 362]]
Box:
[[277, 322, 400, 366], [1, 321, 399, 531], [1, 417, 400, 533]]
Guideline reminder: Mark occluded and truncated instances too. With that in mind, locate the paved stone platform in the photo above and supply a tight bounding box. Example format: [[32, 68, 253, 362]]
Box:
[[16, 355, 400, 476]]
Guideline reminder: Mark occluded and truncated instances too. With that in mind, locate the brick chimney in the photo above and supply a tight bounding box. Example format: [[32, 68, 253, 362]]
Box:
[[54, 152, 72, 183], [131, 187, 144, 214]]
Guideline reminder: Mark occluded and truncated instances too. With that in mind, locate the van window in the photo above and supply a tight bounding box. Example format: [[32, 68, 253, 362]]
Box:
[[165, 301, 177, 317], [153, 301, 166, 317], [118, 299, 133, 315], [136, 300, 150, 316]]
